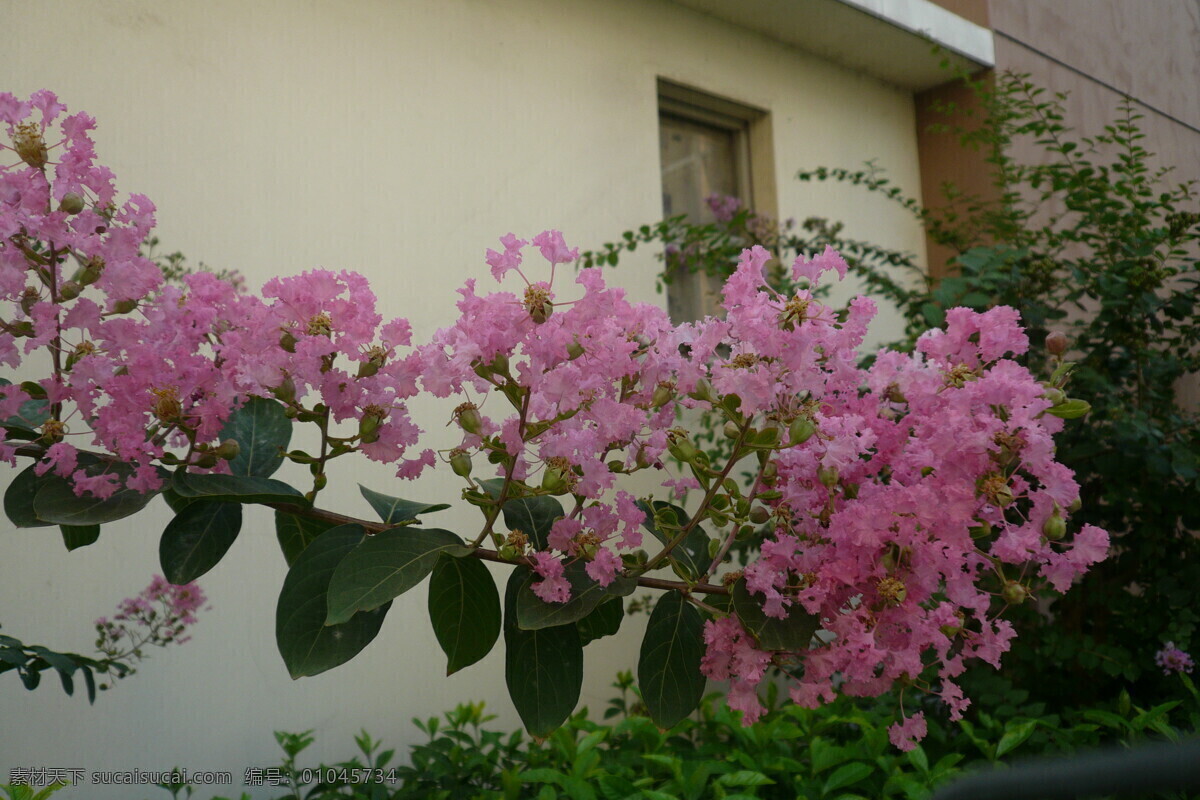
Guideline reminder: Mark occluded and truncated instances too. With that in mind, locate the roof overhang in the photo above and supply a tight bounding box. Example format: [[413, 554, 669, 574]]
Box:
[[670, 0, 995, 91]]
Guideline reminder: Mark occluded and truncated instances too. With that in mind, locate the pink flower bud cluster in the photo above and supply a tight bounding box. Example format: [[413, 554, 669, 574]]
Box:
[[1155, 642, 1194, 676], [94, 575, 209, 680]]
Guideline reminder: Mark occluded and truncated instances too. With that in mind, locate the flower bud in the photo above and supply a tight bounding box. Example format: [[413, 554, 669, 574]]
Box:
[[651, 382, 675, 409], [498, 543, 521, 561], [969, 520, 993, 539], [77, 257, 104, 286], [356, 346, 387, 379], [271, 374, 296, 405], [59, 192, 86, 215], [749, 506, 770, 525], [1043, 387, 1066, 406], [788, 416, 815, 446], [1068, 497, 1082, 513], [1042, 511, 1066, 541], [193, 452, 219, 469], [668, 436, 700, 464], [359, 406, 386, 443], [541, 465, 570, 495], [687, 378, 716, 403], [454, 402, 483, 436], [112, 299, 138, 314], [279, 330, 297, 353], [214, 439, 241, 461], [566, 340, 585, 360], [723, 421, 741, 439], [58, 281, 82, 301], [1045, 331, 1069, 356], [449, 449, 473, 478], [1001, 581, 1028, 605], [818, 465, 838, 488]]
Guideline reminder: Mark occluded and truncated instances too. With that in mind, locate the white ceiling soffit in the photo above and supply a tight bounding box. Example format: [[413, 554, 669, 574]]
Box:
[[671, 0, 995, 91]]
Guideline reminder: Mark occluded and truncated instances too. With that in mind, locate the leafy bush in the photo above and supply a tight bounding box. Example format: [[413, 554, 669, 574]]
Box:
[[138, 671, 1200, 800]]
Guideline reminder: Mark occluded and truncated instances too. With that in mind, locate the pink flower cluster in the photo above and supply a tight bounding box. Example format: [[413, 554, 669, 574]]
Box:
[[94, 575, 209, 670], [1155, 642, 1194, 676], [1, 92, 430, 493], [3, 93, 1111, 747]]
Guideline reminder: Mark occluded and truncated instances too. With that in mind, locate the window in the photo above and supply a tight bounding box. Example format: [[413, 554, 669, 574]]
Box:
[[658, 80, 775, 322]]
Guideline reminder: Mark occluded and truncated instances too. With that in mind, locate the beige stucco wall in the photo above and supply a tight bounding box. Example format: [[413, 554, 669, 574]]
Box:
[[1, 1, 926, 794]]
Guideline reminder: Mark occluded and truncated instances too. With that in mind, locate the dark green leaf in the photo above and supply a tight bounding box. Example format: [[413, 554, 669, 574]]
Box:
[[731, 578, 820, 651], [60, 525, 100, 551], [822, 762, 873, 794], [219, 396, 292, 478], [276, 524, 391, 678], [159, 501, 243, 584], [427, 554, 501, 675], [1047, 398, 1091, 419], [33, 468, 159, 526], [504, 569, 582, 737], [171, 472, 304, 506], [576, 597, 623, 645], [0, 377, 50, 433], [326, 528, 466, 624], [5, 465, 54, 528], [516, 560, 635, 630], [638, 592, 706, 728], [275, 511, 337, 567], [637, 500, 710, 581], [479, 479, 564, 551], [358, 484, 450, 525], [995, 719, 1038, 757]]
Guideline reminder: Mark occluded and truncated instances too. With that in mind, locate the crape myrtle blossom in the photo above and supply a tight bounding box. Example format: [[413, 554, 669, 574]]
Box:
[[3, 92, 1110, 749], [1155, 642, 1195, 676], [1, 92, 430, 493]]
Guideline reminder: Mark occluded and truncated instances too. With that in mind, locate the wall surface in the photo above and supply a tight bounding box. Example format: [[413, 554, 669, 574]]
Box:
[[1, 1, 926, 796]]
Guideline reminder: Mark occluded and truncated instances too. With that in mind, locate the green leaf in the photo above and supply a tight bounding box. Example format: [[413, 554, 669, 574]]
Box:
[[0, 377, 50, 433], [60, 525, 100, 551], [731, 578, 820, 651], [219, 396, 292, 478], [1047, 398, 1091, 419], [171, 472, 304, 506], [33, 468, 159, 526], [159, 501, 243, 584], [504, 568, 582, 737], [638, 592, 706, 729], [275, 524, 391, 678], [427, 553, 501, 675], [576, 597, 623, 645], [637, 500, 711, 581], [5, 465, 54, 528], [995, 718, 1038, 757], [715, 771, 774, 787], [275, 511, 337, 567], [325, 527, 466, 624], [516, 560, 635, 631], [479, 479, 564, 551], [358, 484, 451, 525], [822, 762, 873, 794]]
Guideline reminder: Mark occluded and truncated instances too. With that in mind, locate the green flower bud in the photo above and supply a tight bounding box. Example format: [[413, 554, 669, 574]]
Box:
[[454, 403, 483, 436], [58, 281, 82, 301], [498, 543, 521, 561], [59, 193, 86, 215], [541, 465, 570, 495], [450, 449, 473, 478], [566, 340, 585, 360], [788, 416, 815, 446], [818, 465, 839, 488], [651, 382, 675, 408], [969, 520, 993, 539], [279, 330, 297, 353], [271, 374, 296, 404], [214, 439, 241, 461], [312, 472, 328, 491], [723, 421, 741, 439], [1042, 511, 1066, 541], [749, 506, 770, 525], [1068, 497, 1082, 513], [687, 378, 716, 403], [1001, 581, 1028, 605], [112, 299, 138, 314]]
